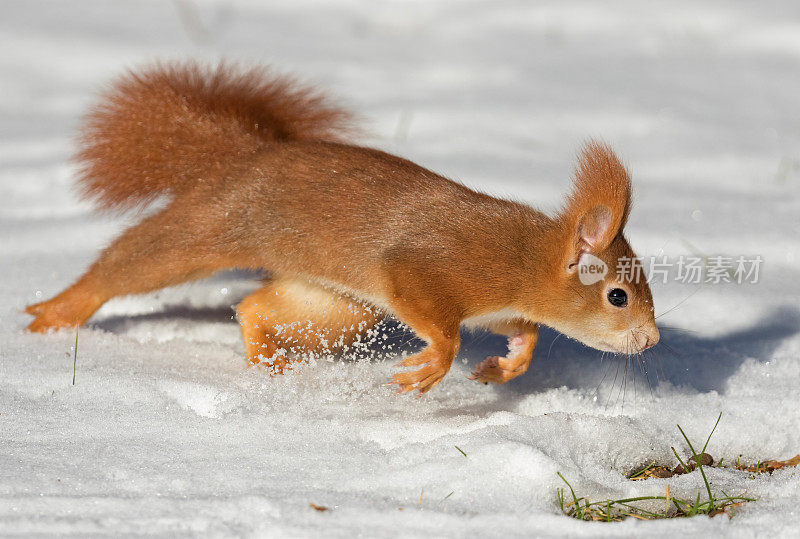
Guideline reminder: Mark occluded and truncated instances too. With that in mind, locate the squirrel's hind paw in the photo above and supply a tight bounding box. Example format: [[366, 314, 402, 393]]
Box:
[[26, 312, 77, 333], [24, 297, 89, 333]]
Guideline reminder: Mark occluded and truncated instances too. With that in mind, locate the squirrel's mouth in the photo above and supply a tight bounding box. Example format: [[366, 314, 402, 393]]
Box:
[[597, 327, 659, 355]]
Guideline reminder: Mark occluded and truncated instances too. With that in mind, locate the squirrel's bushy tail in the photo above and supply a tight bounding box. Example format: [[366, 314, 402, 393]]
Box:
[[76, 61, 354, 211]]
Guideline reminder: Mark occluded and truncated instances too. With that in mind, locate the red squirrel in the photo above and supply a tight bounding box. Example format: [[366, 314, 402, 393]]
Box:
[[25, 61, 659, 395]]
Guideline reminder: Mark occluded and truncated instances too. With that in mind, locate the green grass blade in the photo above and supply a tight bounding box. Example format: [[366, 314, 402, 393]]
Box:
[[701, 412, 722, 454], [629, 460, 656, 479], [73, 320, 79, 385], [671, 446, 689, 470], [557, 472, 583, 520], [677, 423, 715, 510]]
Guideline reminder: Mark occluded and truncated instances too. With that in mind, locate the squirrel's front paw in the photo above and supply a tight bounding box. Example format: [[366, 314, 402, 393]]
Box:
[[389, 352, 447, 396], [469, 355, 526, 385]]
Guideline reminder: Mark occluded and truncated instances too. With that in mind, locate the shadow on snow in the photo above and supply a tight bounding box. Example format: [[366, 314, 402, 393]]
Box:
[[90, 282, 799, 398]]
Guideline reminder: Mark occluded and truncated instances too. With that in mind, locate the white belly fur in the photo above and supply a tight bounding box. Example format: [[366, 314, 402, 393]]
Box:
[[461, 307, 528, 330]]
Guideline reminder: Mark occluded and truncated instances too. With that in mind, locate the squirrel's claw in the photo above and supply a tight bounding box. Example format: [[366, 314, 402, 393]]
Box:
[[390, 352, 447, 395], [470, 356, 513, 385]]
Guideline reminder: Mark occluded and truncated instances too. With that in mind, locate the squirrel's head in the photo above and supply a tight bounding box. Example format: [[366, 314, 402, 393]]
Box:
[[537, 142, 658, 354]]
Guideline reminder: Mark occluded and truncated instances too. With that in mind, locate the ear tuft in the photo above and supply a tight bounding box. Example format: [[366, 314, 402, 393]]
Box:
[[560, 141, 632, 257]]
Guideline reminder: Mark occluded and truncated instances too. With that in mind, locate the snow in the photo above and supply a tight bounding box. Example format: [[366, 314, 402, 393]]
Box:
[[2, 0, 800, 536]]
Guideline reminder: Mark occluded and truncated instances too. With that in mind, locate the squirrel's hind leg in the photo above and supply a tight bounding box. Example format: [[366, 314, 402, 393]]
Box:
[[236, 276, 382, 374], [26, 207, 237, 332]]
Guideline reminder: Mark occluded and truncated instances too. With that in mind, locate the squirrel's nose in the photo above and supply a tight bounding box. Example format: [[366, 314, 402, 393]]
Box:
[[643, 327, 660, 350]]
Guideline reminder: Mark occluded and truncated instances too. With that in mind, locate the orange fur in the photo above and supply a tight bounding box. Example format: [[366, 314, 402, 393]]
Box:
[[237, 276, 380, 372], [26, 61, 659, 395], [470, 321, 538, 384], [76, 61, 353, 212]]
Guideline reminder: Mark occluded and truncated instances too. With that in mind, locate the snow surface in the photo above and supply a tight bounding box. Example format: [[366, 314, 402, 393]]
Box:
[[2, 0, 800, 536]]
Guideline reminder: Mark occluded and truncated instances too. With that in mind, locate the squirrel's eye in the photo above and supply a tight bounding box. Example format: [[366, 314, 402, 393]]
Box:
[[607, 288, 628, 307]]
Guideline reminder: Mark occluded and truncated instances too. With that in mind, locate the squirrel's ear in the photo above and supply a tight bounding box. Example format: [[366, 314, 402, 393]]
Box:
[[560, 141, 631, 268]]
